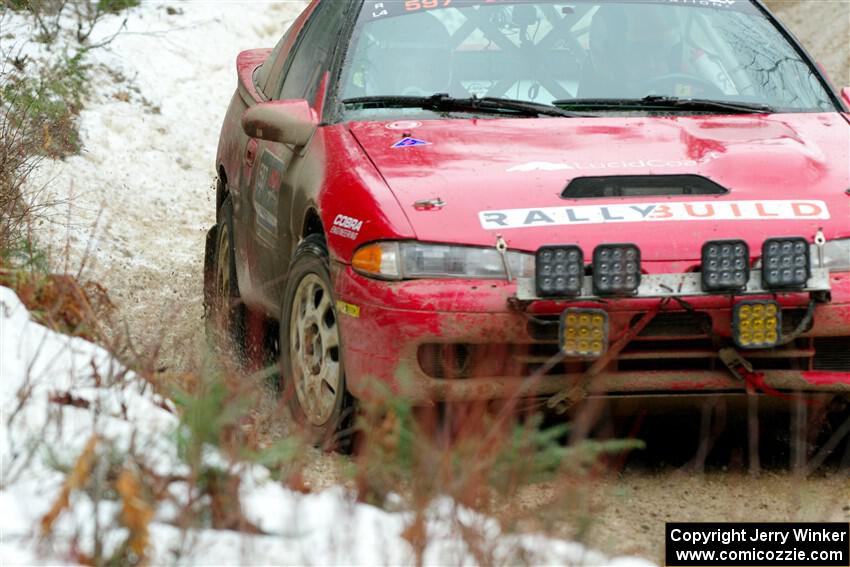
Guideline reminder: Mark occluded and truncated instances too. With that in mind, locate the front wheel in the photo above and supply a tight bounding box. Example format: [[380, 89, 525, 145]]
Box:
[[280, 235, 353, 449]]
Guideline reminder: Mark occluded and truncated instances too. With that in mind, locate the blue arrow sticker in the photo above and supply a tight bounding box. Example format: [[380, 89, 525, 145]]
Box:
[[391, 137, 430, 149]]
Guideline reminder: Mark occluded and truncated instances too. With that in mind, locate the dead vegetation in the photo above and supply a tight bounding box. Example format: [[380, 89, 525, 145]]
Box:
[[0, 59, 46, 254], [0, 0, 140, 337], [2, 0, 137, 45], [0, 269, 114, 340]]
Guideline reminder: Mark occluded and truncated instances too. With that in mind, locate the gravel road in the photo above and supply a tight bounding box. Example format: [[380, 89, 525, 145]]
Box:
[[766, 0, 849, 88]]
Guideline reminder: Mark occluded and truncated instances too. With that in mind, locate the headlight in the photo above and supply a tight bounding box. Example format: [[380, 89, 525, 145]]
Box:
[[762, 237, 809, 289], [592, 243, 641, 295], [352, 241, 535, 280], [733, 300, 782, 349], [536, 245, 584, 297], [811, 239, 850, 272], [561, 308, 608, 358], [701, 239, 749, 292]]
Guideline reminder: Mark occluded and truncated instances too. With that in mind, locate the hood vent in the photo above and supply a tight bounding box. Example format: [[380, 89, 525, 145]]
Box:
[[561, 175, 728, 199]]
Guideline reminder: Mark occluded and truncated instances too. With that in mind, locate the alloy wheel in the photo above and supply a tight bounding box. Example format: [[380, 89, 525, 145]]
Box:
[[288, 273, 341, 426]]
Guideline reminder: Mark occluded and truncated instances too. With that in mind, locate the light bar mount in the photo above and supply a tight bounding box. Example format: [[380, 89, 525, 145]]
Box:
[[516, 268, 831, 301]]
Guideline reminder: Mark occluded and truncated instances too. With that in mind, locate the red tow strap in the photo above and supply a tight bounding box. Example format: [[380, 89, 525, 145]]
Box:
[[719, 347, 817, 405]]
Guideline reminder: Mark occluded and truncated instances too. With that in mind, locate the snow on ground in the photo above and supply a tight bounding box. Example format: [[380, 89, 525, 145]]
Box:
[[0, 284, 654, 565], [16, 1, 308, 371]]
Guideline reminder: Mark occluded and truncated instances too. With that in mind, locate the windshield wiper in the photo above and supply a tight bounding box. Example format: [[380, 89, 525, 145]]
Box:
[[552, 95, 776, 114], [342, 93, 585, 118], [643, 96, 776, 114]]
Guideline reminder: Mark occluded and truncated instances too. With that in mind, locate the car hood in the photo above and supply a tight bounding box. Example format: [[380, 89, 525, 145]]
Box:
[[348, 113, 850, 263]]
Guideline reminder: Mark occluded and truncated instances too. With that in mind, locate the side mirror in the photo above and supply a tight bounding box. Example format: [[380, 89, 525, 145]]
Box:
[[841, 87, 850, 109], [242, 99, 317, 146]]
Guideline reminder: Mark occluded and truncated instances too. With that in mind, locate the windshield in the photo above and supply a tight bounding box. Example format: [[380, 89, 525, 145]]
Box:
[[340, 0, 834, 117]]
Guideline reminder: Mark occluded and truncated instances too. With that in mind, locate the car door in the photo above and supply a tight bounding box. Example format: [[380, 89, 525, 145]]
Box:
[[245, 0, 353, 312], [230, 4, 314, 310]]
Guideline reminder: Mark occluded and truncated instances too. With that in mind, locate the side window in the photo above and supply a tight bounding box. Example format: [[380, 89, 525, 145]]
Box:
[[277, 0, 350, 102]]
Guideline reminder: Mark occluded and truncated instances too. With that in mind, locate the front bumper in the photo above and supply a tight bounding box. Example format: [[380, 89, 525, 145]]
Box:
[[333, 265, 850, 404]]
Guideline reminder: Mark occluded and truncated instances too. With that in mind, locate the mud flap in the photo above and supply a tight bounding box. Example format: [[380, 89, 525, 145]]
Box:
[[202, 224, 218, 319]]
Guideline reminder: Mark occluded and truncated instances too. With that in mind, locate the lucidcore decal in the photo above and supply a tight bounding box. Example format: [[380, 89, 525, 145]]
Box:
[[506, 152, 723, 172], [479, 200, 830, 230]]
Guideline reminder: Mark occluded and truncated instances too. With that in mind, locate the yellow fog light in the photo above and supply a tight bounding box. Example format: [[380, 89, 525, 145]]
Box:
[[733, 300, 782, 349], [560, 308, 608, 358]]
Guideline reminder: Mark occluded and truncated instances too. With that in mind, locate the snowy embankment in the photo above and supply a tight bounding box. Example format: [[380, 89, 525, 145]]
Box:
[[16, 1, 308, 370], [0, 285, 654, 565]]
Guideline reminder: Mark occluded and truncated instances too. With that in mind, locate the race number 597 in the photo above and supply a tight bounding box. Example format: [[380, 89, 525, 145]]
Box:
[[405, 0, 452, 12]]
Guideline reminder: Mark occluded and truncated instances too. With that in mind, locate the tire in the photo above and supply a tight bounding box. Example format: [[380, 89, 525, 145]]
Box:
[[204, 194, 246, 359], [280, 234, 354, 450]]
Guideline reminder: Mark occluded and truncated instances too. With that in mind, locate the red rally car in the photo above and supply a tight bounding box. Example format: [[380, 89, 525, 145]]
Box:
[[204, 0, 850, 441]]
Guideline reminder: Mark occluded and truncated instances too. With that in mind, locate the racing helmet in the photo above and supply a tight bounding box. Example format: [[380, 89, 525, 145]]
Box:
[[358, 12, 453, 97], [588, 5, 683, 85]]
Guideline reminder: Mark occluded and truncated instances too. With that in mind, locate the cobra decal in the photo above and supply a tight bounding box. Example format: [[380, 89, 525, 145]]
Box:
[[330, 214, 364, 240]]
